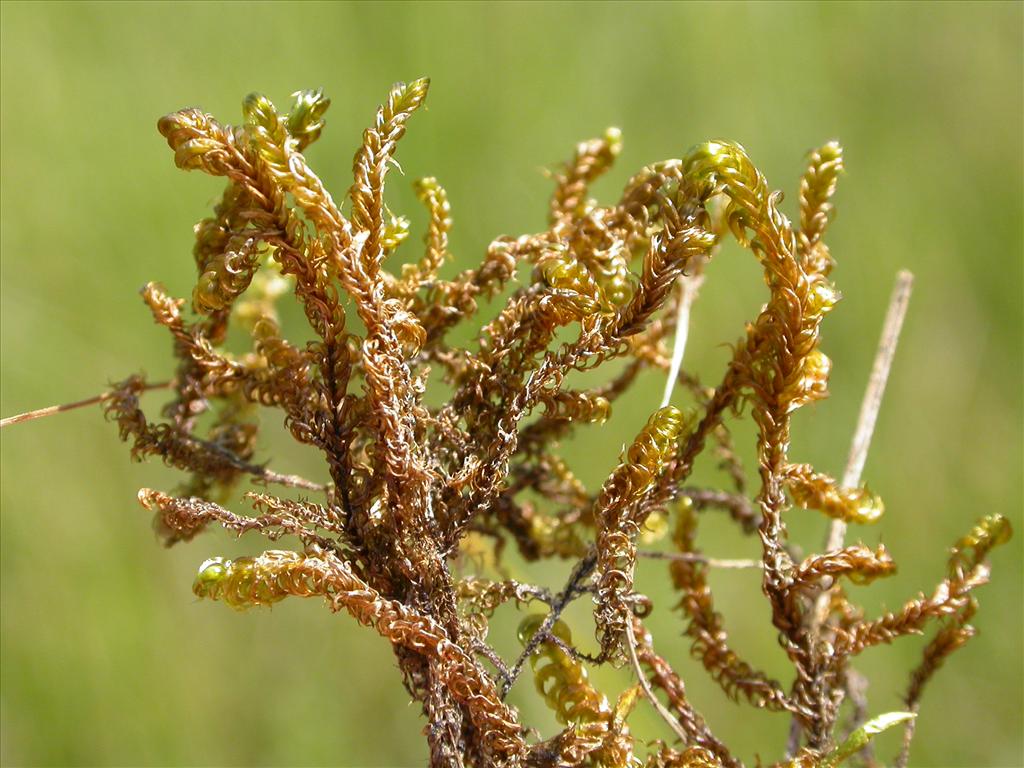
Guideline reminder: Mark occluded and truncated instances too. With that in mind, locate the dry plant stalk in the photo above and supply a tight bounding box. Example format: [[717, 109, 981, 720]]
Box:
[[5, 79, 1011, 767]]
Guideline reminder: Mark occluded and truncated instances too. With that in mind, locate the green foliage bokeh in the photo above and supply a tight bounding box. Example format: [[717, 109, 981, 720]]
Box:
[[1, 2, 1021, 766]]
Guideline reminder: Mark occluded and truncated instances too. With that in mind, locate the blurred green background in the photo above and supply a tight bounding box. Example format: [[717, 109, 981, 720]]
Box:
[[1, 2, 1021, 766]]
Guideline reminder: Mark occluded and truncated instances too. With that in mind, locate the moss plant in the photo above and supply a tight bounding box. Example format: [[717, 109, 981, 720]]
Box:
[[3, 78, 1010, 768]]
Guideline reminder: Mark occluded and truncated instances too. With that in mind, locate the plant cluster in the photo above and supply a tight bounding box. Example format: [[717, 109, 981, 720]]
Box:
[[90, 79, 1009, 766]]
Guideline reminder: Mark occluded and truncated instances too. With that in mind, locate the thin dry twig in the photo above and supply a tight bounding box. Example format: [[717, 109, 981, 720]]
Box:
[[0, 381, 173, 428], [660, 273, 704, 409], [637, 549, 762, 569], [624, 619, 690, 744], [824, 270, 915, 554]]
